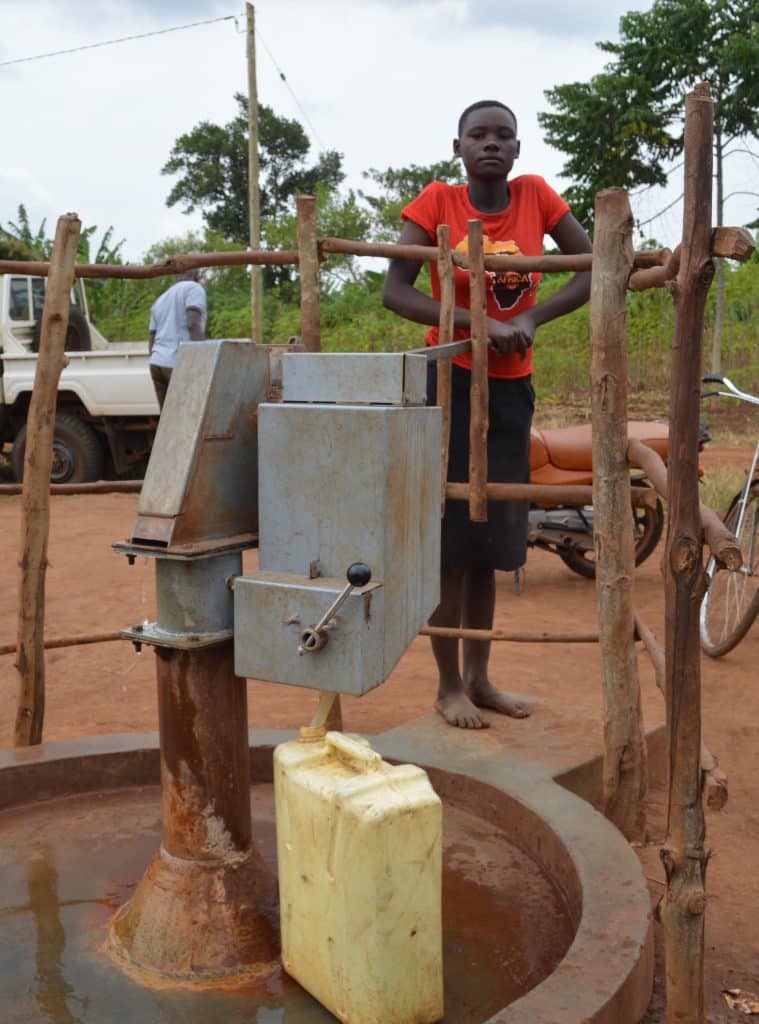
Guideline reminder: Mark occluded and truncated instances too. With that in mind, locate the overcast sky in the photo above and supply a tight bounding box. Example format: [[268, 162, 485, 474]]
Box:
[[1, 0, 756, 261]]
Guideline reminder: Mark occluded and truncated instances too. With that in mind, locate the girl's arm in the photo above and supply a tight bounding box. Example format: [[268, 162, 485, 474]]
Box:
[[488, 212, 592, 356], [383, 211, 593, 357], [383, 220, 475, 330], [532, 212, 592, 327]]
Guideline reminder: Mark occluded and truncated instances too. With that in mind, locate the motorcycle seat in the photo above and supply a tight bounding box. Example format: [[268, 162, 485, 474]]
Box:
[[530, 421, 669, 472]]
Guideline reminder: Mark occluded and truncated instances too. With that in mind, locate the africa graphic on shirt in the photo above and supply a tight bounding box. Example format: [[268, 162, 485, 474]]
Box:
[[454, 236, 533, 312]]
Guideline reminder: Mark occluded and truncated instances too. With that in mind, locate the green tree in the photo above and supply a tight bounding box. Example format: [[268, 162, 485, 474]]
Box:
[[361, 158, 465, 240], [0, 230, 36, 262], [161, 94, 344, 244], [539, 0, 759, 370], [263, 182, 373, 294], [1, 205, 53, 260], [538, 72, 676, 228], [0, 204, 125, 266]]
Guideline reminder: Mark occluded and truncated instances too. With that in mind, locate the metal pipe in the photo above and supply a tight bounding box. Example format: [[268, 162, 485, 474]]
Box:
[[156, 643, 252, 858]]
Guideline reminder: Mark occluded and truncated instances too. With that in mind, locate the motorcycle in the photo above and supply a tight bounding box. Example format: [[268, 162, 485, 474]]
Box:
[[527, 421, 672, 579]]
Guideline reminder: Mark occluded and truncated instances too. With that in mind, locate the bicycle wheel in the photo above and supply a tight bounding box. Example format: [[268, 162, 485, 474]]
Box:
[[700, 485, 759, 657]]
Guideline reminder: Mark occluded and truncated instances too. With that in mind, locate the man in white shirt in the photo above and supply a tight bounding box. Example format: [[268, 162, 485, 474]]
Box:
[[149, 268, 207, 409]]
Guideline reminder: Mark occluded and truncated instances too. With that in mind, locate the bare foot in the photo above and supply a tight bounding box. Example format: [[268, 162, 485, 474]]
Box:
[[435, 692, 490, 729], [469, 680, 530, 719]]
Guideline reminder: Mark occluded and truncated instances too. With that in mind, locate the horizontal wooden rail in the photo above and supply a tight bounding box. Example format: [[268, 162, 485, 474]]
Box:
[[320, 237, 436, 262], [446, 481, 658, 508], [0, 250, 300, 279], [421, 625, 599, 643], [457, 252, 593, 272], [0, 480, 143, 496], [0, 226, 749, 283], [0, 630, 122, 657], [628, 246, 681, 292]]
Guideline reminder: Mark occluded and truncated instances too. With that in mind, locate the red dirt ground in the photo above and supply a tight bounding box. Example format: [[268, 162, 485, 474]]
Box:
[[0, 460, 757, 1022]]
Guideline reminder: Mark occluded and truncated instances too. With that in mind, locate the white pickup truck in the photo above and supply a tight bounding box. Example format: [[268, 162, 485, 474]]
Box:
[[0, 272, 159, 482]]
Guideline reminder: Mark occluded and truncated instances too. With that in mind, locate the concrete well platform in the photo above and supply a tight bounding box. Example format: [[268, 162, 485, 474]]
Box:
[[0, 694, 659, 1024]]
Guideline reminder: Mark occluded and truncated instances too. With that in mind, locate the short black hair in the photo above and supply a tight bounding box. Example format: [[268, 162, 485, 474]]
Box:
[[457, 100, 518, 138]]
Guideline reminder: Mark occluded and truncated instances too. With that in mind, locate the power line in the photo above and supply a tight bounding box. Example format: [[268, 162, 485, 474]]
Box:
[[1, 9, 330, 156], [256, 27, 326, 151], [629, 160, 685, 197], [634, 191, 684, 230], [0, 15, 236, 68]]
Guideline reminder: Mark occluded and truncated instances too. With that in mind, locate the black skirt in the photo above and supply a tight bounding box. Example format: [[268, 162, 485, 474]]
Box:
[[428, 361, 534, 571]]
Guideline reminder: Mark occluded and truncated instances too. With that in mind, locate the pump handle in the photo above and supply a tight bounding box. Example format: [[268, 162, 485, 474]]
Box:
[[346, 562, 371, 588]]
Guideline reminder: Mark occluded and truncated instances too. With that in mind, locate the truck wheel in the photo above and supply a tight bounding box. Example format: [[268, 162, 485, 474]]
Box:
[[31, 307, 91, 352], [11, 413, 104, 484]]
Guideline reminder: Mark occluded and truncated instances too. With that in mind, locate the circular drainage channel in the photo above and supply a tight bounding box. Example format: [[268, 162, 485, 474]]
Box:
[[0, 782, 571, 1023]]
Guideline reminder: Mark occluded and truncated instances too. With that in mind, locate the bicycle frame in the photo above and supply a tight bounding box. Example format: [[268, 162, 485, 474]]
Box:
[[704, 377, 759, 535], [699, 375, 759, 656]]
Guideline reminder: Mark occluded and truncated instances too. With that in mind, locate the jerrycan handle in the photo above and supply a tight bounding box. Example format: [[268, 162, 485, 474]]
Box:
[[326, 731, 382, 771]]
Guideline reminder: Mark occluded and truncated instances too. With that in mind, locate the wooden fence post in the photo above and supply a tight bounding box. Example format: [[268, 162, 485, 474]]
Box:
[[436, 224, 454, 512], [297, 194, 320, 352], [661, 83, 714, 1024], [590, 187, 647, 841], [467, 219, 488, 523], [14, 212, 81, 746]]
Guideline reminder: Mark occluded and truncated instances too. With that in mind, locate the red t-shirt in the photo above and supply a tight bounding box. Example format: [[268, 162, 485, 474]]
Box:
[[402, 177, 570, 378]]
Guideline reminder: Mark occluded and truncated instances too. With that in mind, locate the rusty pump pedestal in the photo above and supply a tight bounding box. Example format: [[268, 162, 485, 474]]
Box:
[[109, 341, 442, 987], [110, 341, 280, 982]]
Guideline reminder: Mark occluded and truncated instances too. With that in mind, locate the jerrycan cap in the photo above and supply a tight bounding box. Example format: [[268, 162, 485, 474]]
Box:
[[325, 731, 383, 771], [298, 724, 327, 742]]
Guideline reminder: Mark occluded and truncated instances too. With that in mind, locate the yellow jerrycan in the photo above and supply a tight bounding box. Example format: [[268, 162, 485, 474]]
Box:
[[274, 730, 443, 1024]]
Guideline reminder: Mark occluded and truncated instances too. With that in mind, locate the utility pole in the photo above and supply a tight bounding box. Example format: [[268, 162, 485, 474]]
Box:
[[246, 3, 263, 342]]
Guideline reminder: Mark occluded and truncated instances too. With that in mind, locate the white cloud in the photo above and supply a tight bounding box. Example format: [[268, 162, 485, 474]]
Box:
[[0, 0, 755, 263], [465, 0, 650, 36]]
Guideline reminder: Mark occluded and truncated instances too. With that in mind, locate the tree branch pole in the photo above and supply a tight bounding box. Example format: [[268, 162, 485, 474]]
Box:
[[709, 126, 725, 376], [467, 219, 488, 523], [14, 213, 81, 746], [297, 195, 321, 352], [246, 2, 263, 342], [436, 224, 454, 514], [589, 187, 647, 842], [632, 612, 728, 812], [661, 84, 715, 1024]]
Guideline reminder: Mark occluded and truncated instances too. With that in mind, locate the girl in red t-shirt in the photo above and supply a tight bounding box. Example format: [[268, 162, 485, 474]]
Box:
[[384, 100, 592, 730]]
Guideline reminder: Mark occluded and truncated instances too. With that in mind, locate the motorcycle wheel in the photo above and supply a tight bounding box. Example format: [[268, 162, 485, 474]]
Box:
[[558, 486, 664, 580]]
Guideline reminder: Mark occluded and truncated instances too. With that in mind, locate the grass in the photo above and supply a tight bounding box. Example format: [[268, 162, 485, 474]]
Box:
[[700, 466, 749, 517]]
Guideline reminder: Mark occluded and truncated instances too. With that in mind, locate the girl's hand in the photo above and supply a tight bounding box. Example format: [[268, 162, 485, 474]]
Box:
[[486, 313, 536, 358]]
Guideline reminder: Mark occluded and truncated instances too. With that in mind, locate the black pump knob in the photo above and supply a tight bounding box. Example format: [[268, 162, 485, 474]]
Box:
[[346, 562, 371, 588]]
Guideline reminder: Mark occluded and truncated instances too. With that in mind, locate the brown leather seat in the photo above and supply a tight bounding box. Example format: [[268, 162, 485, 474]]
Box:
[[535, 421, 669, 471], [529, 428, 549, 470]]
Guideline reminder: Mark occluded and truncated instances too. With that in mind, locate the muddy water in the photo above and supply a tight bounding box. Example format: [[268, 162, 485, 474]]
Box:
[[0, 785, 572, 1023]]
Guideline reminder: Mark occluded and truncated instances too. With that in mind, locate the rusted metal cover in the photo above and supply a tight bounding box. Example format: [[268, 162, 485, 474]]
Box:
[[235, 403, 441, 692], [234, 573, 386, 695], [131, 341, 270, 550], [280, 352, 428, 405]]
